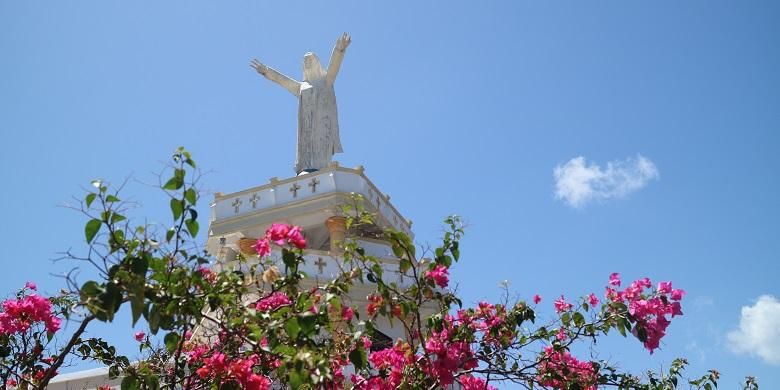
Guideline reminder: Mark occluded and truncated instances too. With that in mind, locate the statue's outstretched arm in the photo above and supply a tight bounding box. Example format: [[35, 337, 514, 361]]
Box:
[[326, 33, 351, 87], [250, 59, 301, 97]]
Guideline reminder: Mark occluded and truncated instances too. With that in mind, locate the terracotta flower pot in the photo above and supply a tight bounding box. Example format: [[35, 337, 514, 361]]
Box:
[[238, 237, 258, 255]]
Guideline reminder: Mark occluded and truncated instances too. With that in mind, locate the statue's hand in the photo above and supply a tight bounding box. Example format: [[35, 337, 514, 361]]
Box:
[[250, 59, 268, 76], [335, 33, 351, 52]]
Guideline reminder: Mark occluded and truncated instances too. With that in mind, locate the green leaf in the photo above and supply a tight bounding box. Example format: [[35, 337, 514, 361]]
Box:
[[164, 332, 181, 353], [163, 176, 183, 191], [573, 312, 585, 327], [80, 280, 102, 300], [85, 219, 102, 243], [121, 376, 140, 390], [170, 199, 184, 220], [391, 243, 404, 258], [185, 219, 199, 237], [399, 258, 411, 274], [100, 282, 122, 321], [288, 369, 304, 390], [272, 344, 296, 357], [148, 305, 160, 334], [105, 195, 120, 202], [298, 314, 317, 337], [636, 325, 648, 342], [284, 317, 301, 339], [166, 228, 175, 243], [110, 212, 126, 224], [130, 293, 144, 326], [85, 193, 97, 207], [219, 382, 241, 390], [282, 250, 297, 268], [144, 375, 160, 390], [616, 318, 627, 337], [184, 188, 197, 205], [349, 345, 368, 370], [130, 256, 149, 275]]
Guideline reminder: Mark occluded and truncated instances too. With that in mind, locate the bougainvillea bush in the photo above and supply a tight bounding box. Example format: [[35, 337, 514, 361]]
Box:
[[0, 149, 756, 390]]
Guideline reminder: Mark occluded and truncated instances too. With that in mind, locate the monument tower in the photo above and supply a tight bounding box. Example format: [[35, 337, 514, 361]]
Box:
[[209, 32, 414, 343]]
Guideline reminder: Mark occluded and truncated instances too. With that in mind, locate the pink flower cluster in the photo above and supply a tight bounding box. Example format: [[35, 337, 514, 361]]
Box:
[[352, 342, 414, 389], [424, 264, 450, 288], [605, 273, 685, 352], [424, 318, 479, 387], [459, 375, 496, 390], [341, 306, 354, 321], [553, 295, 573, 313], [252, 223, 307, 256], [352, 312, 497, 389], [0, 291, 61, 335], [189, 350, 271, 390], [197, 266, 217, 284], [366, 294, 383, 317], [255, 291, 291, 312], [457, 301, 513, 347], [537, 346, 598, 390]]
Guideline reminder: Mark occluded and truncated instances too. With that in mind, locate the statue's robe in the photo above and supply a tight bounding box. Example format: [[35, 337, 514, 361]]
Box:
[[295, 78, 342, 173]]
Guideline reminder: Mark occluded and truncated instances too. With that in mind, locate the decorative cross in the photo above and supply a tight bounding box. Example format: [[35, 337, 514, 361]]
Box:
[[231, 198, 242, 213], [249, 193, 260, 208], [289, 183, 301, 198], [314, 257, 327, 274], [308, 177, 320, 193]]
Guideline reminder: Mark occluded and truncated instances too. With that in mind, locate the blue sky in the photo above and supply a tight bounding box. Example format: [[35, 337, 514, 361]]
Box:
[[1, 1, 778, 387]]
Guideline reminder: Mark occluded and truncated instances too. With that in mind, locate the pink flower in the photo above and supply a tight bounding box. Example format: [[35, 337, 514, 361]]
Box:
[[609, 272, 621, 286], [556, 327, 567, 341], [0, 293, 60, 336], [425, 264, 450, 288], [588, 293, 599, 307], [366, 294, 383, 316], [134, 331, 146, 342], [46, 316, 61, 333], [25, 281, 37, 290], [554, 295, 573, 313], [459, 375, 496, 390], [255, 292, 291, 312], [361, 335, 372, 350], [341, 306, 354, 322], [608, 275, 686, 353], [657, 281, 673, 294], [670, 289, 686, 301], [252, 238, 271, 257], [537, 346, 597, 390], [197, 266, 217, 284], [533, 294, 542, 304], [266, 223, 291, 245], [285, 226, 307, 249]]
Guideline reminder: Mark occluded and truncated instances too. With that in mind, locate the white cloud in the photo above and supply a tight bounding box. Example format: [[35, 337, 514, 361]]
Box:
[[727, 295, 780, 366], [553, 154, 659, 208]]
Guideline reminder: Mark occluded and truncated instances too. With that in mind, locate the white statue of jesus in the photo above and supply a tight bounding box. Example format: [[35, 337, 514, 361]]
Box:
[[251, 33, 351, 174]]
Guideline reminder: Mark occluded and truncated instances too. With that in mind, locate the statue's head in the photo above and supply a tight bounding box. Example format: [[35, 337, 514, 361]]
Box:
[[302, 52, 326, 82]]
